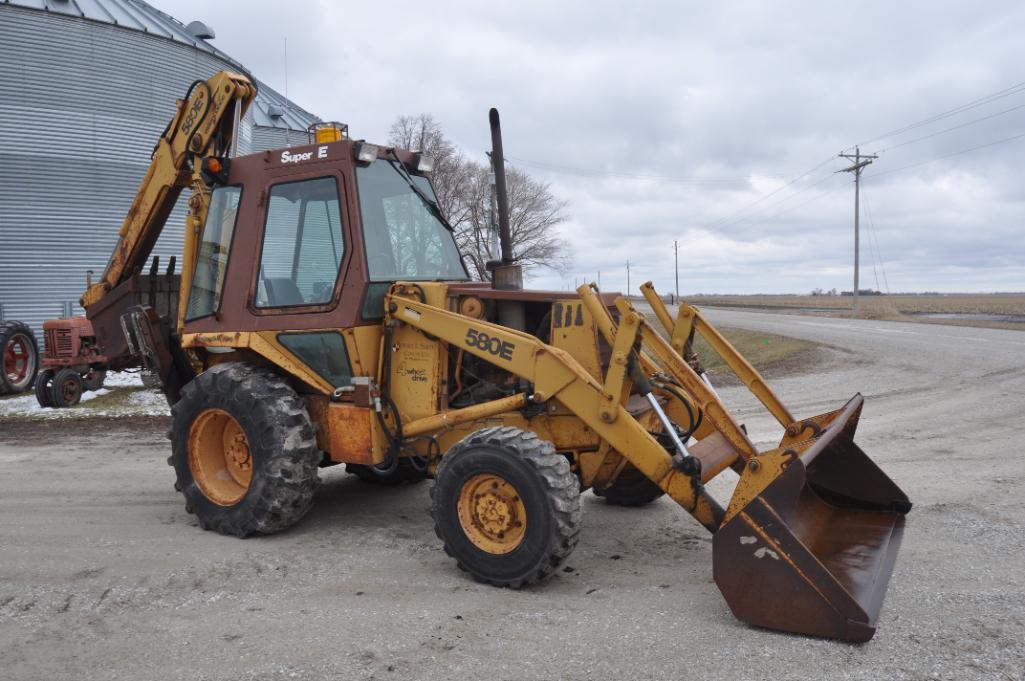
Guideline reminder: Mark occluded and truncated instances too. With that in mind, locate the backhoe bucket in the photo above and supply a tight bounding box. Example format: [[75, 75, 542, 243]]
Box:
[[713, 394, 910, 642]]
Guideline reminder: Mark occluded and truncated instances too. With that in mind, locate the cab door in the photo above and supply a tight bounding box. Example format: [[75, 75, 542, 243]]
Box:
[[243, 170, 358, 393]]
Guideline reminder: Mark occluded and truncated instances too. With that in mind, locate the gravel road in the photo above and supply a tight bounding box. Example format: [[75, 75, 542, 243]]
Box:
[[1, 309, 1023, 680]]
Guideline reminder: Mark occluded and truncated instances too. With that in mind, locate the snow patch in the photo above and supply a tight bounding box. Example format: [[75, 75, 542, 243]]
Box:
[[0, 371, 168, 420]]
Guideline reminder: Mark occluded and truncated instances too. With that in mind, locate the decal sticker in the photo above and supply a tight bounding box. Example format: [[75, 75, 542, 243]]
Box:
[[465, 328, 515, 361]]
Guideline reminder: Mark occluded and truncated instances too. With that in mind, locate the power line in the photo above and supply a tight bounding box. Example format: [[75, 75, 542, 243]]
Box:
[[862, 183, 882, 293], [714, 167, 838, 229], [861, 183, 890, 294], [865, 130, 1025, 179], [756, 178, 842, 224], [705, 156, 836, 229], [849, 78, 1025, 150], [506, 155, 765, 185], [716, 78, 1025, 230], [878, 101, 1025, 153], [723, 106, 1025, 229]]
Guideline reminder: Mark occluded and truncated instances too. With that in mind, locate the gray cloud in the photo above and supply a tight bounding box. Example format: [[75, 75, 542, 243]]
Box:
[[164, 0, 1025, 293]]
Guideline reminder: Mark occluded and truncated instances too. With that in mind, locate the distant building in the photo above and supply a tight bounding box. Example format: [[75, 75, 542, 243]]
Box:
[[0, 0, 320, 331]]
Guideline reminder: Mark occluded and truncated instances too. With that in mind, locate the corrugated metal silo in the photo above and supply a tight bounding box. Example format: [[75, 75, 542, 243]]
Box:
[[0, 0, 320, 332]]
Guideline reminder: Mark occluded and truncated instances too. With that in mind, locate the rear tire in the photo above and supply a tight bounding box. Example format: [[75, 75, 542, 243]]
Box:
[[169, 362, 321, 537], [34, 369, 55, 408], [347, 458, 428, 485], [431, 426, 581, 588], [0, 321, 39, 394], [594, 463, 665, 507], [50, 367, 83, 407], [82, 369, 107, 392]]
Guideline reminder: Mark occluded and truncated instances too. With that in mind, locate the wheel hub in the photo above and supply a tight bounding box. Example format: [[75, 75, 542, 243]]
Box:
[[61, 376, 79, 403], [188, 408, 253, 506], [227, 433, 251, 469], [457, 473, 526, 554]]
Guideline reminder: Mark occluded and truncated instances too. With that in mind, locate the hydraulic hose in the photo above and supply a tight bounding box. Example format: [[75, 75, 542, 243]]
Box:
[[654, 380, 703, 440]]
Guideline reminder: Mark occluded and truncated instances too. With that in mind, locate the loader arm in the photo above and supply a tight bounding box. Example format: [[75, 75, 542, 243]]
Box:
[[80, 71, 256, 333], [385, 288, 727, 531]]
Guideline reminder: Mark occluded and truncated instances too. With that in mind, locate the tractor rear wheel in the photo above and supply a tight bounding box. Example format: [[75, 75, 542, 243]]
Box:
[[169, 363, 320, 537], [0, 321, 39, 395], [593, 463, 665, 507], [82, 368, 107, 392], [50, 367, 84, 407], [347, 458, 429, 485], [431, 426, 581, 588]]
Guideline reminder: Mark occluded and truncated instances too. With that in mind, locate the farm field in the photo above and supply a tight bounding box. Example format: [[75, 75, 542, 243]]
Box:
[[683, 293, 1025, 330]]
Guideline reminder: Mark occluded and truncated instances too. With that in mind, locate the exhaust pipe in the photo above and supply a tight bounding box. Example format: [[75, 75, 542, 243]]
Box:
[[489, 108, 515, 268], [488, 108, 525, 329], [488, 108, 522, 292]]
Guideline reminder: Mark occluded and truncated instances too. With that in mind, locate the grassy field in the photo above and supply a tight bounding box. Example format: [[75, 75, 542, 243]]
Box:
[[698, 326, 817, 379], [683, 293, 1025, 330], [645, 321, 819, 381]]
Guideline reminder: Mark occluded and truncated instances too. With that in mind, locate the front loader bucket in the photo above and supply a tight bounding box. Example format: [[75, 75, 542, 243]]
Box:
[[713, 395, 911, 642]]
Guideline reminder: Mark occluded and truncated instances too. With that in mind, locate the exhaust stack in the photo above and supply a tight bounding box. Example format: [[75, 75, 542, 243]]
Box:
[[488, 108, 524, 329], [488, 108, 522, 291]]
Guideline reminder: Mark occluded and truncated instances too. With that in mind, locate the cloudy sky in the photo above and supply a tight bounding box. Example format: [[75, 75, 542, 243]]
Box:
[[165, 0, 1025, 294]]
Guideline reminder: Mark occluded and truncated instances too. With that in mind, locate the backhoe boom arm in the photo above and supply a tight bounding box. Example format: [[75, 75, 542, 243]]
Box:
[[80, 72, 256, 314]]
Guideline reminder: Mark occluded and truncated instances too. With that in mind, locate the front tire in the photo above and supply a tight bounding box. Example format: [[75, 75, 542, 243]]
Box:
[[50, 367, 83, 407], [431, 426, 581, 588], [169, 363, 320, 537]]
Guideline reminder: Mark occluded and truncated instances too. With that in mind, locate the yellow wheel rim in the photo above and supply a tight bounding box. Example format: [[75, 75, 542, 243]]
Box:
[[188, 408, 253, 506], [457, 473, 527, 554]]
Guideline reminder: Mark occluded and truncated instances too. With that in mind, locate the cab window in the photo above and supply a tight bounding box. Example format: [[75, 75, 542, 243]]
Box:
[[255, 176, 345, 308], [185, 185, 241, 321], [356, 160, 466, 281]]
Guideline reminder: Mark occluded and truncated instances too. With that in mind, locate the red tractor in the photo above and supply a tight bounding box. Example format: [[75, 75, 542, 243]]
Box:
[[35, 317, 109, 407], [34, 256, 178, 407]]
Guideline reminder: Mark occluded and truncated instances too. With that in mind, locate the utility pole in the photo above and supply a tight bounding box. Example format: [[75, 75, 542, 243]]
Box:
[[674, 240, 679, 304], [626, 259, 631, 294], [838, 147, 877, 313]]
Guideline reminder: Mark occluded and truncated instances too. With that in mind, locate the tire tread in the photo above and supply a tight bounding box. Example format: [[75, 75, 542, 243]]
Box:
[[431, 426, 581, 588], [169, 362, 320, 537]]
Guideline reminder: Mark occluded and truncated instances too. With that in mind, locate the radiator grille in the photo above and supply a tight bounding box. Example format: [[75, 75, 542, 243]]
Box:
[[45, 328, 75, 358]]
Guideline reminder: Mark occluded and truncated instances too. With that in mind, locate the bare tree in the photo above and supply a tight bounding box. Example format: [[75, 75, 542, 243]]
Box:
[[387, 114, 570, 281], [387, 114, 473, 229], [456, 162, 570, 279]]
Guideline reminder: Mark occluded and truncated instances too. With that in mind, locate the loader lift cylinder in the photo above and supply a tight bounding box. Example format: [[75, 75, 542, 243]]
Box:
[[628, 356, 700, 475]]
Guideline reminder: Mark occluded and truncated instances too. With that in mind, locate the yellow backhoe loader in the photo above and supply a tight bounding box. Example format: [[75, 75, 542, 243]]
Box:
[[76, 71, 910, 642]]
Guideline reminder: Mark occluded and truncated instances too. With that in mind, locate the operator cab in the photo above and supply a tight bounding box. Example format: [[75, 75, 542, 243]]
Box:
[[181, 123, 469, 338]]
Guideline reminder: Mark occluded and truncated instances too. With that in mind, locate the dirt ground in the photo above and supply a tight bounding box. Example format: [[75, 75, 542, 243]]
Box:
[[1, 309, 1024, 680]]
